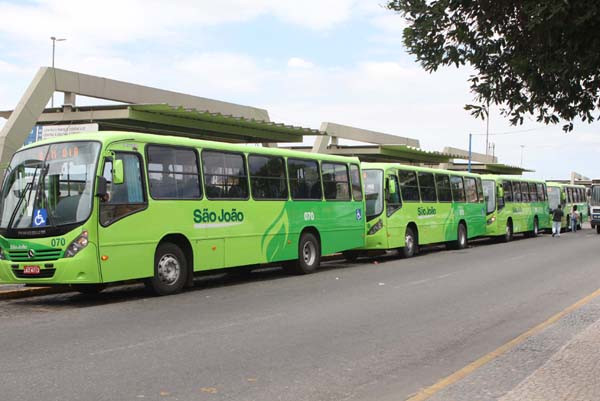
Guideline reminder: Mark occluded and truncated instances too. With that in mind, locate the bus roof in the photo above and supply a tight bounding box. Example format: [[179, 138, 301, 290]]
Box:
[[18, 131, 361, 164], [361, 162, 482, 178], [546, 181, 587, 189], [481, 175, 546, 184]]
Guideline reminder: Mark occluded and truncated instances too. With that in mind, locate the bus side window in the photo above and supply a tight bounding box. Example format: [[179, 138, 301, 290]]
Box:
[[322, 162, 350, 201], [386, 174, 402, 216], [476, 177, 484, 203], [450, 176, 466, 203], [349, 164, 363, 201], [435, 174, 452, 202], [398, 170, 420, 202]]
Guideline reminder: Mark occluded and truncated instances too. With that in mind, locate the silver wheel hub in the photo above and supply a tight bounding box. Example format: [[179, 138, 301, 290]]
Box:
[[405, 234, 414, 251], [303, 242, 316, 266], [157, 254, 180, 285]]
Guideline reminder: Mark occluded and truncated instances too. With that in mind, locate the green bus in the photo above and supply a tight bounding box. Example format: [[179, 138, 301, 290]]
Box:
[[480, 175, 550, 241], [546, 182, 589, 230], [0, 132, 366, 295], [357, 163, 487, 258]]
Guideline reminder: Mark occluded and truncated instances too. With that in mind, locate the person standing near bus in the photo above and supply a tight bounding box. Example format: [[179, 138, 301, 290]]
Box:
[[571, 205, 579, 232], [552, 205, 564, 237]]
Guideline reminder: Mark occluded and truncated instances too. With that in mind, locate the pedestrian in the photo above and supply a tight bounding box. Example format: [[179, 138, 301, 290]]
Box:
[[552, 205, 563, 237], [571, 205, 579, 232]]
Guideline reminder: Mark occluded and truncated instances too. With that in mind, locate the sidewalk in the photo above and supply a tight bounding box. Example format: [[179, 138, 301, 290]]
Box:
[[499, 318, 600, 401]]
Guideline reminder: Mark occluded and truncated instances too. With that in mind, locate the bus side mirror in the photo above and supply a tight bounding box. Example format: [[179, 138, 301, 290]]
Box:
[[498, 187, 504, 197], [112, 159, 124, 185], [561, 192, 566, 201], [96, 176, 108, 198], [388, 181, 396, 194]]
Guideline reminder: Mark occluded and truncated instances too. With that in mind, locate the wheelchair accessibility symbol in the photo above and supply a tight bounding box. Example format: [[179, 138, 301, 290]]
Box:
[[356, 208, 362, 221], [32, 208, 47, 227]]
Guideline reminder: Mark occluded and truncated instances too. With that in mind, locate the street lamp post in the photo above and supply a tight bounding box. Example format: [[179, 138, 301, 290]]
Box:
[[520, 145, 525, 167], [50, 36, 66, 108]]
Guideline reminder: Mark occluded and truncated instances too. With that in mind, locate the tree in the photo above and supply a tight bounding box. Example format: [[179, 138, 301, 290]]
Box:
[[387, 0, 600, 131]]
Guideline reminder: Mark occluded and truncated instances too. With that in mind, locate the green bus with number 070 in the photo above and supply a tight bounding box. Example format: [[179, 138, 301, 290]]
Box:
[[0, 132, 366, 295]]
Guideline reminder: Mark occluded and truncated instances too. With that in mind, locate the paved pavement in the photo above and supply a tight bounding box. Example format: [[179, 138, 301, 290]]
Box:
[[0, 228, 599, 401]]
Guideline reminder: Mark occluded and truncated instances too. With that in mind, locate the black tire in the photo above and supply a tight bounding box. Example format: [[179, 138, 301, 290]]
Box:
[[146, 242, 188, 296], [402, 226, 418, 258], [455, 223, 468, 249], [73, 284, 106, 295], [286, 232, 321, 274], [342, 250, 360, 263], [503, 220, 513, 242], [597, 225, 600, 234], [527, 217, 539, 238]]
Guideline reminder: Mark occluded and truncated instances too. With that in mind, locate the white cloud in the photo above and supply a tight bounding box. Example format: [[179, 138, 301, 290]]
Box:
[[287, 58, 315, 69]]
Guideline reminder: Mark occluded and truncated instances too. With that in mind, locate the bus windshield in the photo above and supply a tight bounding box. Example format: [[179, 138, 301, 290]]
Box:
[[0, 141, 100, 230], [592, 186, 600, 206], [547, 186, 561, 210], [364, 169, 383, 220], [482, 180, 496, 214]]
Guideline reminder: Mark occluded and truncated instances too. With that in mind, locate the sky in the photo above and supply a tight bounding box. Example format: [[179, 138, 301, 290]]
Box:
[[0, 0, 597, 180]]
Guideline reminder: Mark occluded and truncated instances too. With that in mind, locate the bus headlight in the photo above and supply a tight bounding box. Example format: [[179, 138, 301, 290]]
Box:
[[487, 216, 496, 225], [368, 219, 383, 235], [65, 231, 89, 258]]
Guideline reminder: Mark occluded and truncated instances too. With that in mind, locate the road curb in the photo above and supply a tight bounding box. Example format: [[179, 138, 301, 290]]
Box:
[[0, 286, 71, 300]]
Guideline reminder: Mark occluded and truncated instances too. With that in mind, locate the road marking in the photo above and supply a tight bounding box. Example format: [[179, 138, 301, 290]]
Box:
[[405, 286, 600, 401]]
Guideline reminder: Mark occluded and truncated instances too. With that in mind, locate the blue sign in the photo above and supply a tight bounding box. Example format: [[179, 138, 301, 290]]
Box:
[[32, 208, 47, 227], [24, 125, 42, 145], [356, 208, 362, 221]]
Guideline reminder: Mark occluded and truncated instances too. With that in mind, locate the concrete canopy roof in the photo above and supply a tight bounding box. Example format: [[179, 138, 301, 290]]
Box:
[[447, 162, 533, 175], [28, 103, 320, 143]]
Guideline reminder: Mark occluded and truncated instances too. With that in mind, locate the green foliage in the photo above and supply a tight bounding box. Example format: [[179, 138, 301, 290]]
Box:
[[387, 0, 600, 131]]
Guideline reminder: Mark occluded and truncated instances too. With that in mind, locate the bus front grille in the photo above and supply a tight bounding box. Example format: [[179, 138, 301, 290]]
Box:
[[8, 249, 62, 261], [12, 268, 56, 279]]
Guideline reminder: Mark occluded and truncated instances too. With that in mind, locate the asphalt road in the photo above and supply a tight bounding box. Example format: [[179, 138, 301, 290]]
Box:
[[1, 229, 600, 401]]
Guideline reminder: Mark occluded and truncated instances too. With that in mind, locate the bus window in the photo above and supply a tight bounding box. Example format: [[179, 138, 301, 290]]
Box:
[[202, 151, 248, 199], [547, 186, 560, 210], [398, 170, 420, 202], [502, 181, 513, 202], [450, 176, 466, 202], [464, 177, 478, 203], [100, 153, 146, 226], [435, 174, 452, 202], [387, 174, 402, 216], [147, 145, 201, 199], [349, 164, 363, 201], [287, 158, 322, 200], [476, 177, 484, 203], [529, 183, 538, 202], [248, 154, 288, 200], [482, 180, 496, 214], [536, 183, 545, 201], [520, 182, 530, 202], [364, 169, 383, 219], [418, 172, 437, 202], [567, 187, 573, 203], [322, 163, 350, 201], [592, 186, 600, 206], [513, 182, 522, 202]]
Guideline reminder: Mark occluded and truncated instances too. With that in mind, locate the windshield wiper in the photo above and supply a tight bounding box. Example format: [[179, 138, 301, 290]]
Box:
[[7, 162, 43, 229]]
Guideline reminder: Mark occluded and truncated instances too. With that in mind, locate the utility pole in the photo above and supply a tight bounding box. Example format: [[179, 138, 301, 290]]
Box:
[[485, 101, 490, 155], [50, 36, 66, 108]]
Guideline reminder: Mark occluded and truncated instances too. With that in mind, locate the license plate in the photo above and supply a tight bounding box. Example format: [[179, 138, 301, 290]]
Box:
[[23, 265, 41, 275]]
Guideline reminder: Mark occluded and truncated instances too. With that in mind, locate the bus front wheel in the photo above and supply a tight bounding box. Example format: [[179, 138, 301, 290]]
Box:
[[456, 223, 468, 249], [503, 221, 513, 242], [402, 227, 418, 258], [287, 232, 321, 274], [147, 243, 188, 296]]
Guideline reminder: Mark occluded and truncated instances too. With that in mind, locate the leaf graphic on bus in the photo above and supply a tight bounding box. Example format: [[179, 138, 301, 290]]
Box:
[[261, 207, 289, 261]]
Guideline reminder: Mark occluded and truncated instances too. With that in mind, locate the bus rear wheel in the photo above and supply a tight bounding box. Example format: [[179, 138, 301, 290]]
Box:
[[402, 227, 418, 258], [597, 225, 600, 234], [287, 232, 321, 274], [527, 217, 539, 237], [147, 242, 188, 296]]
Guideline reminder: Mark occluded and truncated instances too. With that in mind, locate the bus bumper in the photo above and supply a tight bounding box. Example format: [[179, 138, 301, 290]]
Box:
[[0, 243, 100, 285]]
